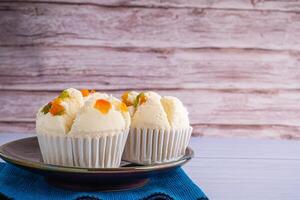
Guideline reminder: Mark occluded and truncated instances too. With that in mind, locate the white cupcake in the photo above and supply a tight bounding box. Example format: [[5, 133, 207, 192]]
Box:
[[36, 88, 84, 166], [36, 89, 130, 168], [69, 95, 130, 168], [122, 91, 192, 165]]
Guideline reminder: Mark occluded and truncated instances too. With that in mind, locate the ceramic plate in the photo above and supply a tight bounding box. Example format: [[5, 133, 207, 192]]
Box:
[[0, 137, 193, 191]]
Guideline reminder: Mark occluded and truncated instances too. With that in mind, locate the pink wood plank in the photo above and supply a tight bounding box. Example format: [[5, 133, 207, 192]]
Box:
[[3, 90, 300, 126], [1, 1, 300, 139], [1, 3, 300, 50], [1, 121, 300, 139], [0, 122, 35, 134], [5, 0, 300, 12], [1, 90, 300, 139], [1, 47, 300, 90]]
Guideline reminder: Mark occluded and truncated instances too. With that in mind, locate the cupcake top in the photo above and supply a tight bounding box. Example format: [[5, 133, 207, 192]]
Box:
[[160, 96, 190, 130], [36, 88, 84, 135], [36, 89, 129, 136], [69, 94, 130, 136], [121, 91, 190, 130]]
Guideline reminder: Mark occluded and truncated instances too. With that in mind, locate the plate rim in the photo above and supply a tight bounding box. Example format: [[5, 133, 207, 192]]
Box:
[[0, 136, 194, 174]]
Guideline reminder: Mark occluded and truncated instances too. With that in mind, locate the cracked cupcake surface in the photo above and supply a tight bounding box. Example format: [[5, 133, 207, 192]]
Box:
[[131, 92, 171, 130], [121, 91, 190, 130], [121, 91, 139, 117], [160, 96, 190, 130], [121, 91, 192, 165], [35, 89, 130, 168], [70, 94, 130, 136], [36, 88, 84, 135]]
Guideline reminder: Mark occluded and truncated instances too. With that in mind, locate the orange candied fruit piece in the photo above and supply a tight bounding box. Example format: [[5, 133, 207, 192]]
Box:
[[121, 91, 129, 102], [94, 99, 112, 114], [112, 101, 128, 113], [49, 102, 65, 115], [139, 95, 147, 105], [81, 89, 96, 97], [119, 102, 128, 112], [52, 98, 62, 105], [81, 89, 90, 97], [121, 91, 133, 106]]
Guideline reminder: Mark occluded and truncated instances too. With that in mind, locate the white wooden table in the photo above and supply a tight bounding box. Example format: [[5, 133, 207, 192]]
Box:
[[0, 134, 299, 200]]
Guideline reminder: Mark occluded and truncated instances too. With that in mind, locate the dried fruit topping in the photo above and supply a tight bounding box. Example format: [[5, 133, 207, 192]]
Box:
[[49, 102, 65, 115], [81, 89, 96, 97], [121, 91, 133, 106], [139, 94, 147, 105], [58, 90, 70, 99], [134, 92, 147, 108], [41, 102, 52, 114], [121, 91, 129, 101], [52, 98, 62, 105], [94, 99, 112, 114], [112, 100, 128, 113], [41, 94, 66, 116], [119, 102, 128, 112], [81, 89, 90, 97]]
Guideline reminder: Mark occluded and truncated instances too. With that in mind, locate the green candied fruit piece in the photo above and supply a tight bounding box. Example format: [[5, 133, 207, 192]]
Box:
[[58, 90, 70, 99], [41, 102, 52, 114], [133, 92, 145, 108]]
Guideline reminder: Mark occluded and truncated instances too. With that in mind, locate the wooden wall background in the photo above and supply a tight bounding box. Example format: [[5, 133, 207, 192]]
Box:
[[1, 0, 300, 139]]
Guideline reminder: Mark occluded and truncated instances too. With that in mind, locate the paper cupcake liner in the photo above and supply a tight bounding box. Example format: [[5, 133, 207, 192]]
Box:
[[37, 129, 129, 168], [71, 131, 129, 168], [37, 134, 73, 166], [122, 127, 192, 165]]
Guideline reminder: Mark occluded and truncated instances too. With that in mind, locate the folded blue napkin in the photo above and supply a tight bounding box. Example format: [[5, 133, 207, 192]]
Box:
[[0, 162, 208, 200]]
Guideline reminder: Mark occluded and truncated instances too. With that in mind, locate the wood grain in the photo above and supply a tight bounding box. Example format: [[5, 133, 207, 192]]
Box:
[[1, 122, 299, 140], [1, 90, 300, 139], [0, 122, 35, 134], [3, 90, 300, 126], [1, 47, 300, 90], [4, 0, 300, 12], [1, 0, 300, 139], [1, 3, 300, 50]]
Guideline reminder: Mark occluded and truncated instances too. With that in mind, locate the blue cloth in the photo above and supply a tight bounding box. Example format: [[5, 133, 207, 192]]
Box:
[[0, 162, 208, 200]]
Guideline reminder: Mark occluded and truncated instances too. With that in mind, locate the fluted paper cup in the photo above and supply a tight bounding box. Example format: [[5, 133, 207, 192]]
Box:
[[122, 127, 192, 165], [71, 130, 129, 168], [37, 134, 74, 167], [37, 129, 129, 168]]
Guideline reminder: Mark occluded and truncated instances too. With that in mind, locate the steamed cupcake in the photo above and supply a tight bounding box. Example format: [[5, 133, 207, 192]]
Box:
[[36, 89, 130, 168], [122, 91, 192, 165], [69, 95, 130, 168], [36, 88, 84, 166], [70, 94, 129, 135]]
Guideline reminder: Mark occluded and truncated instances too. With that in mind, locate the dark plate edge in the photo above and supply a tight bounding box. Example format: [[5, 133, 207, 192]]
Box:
[[0, 136, 194, 174]]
